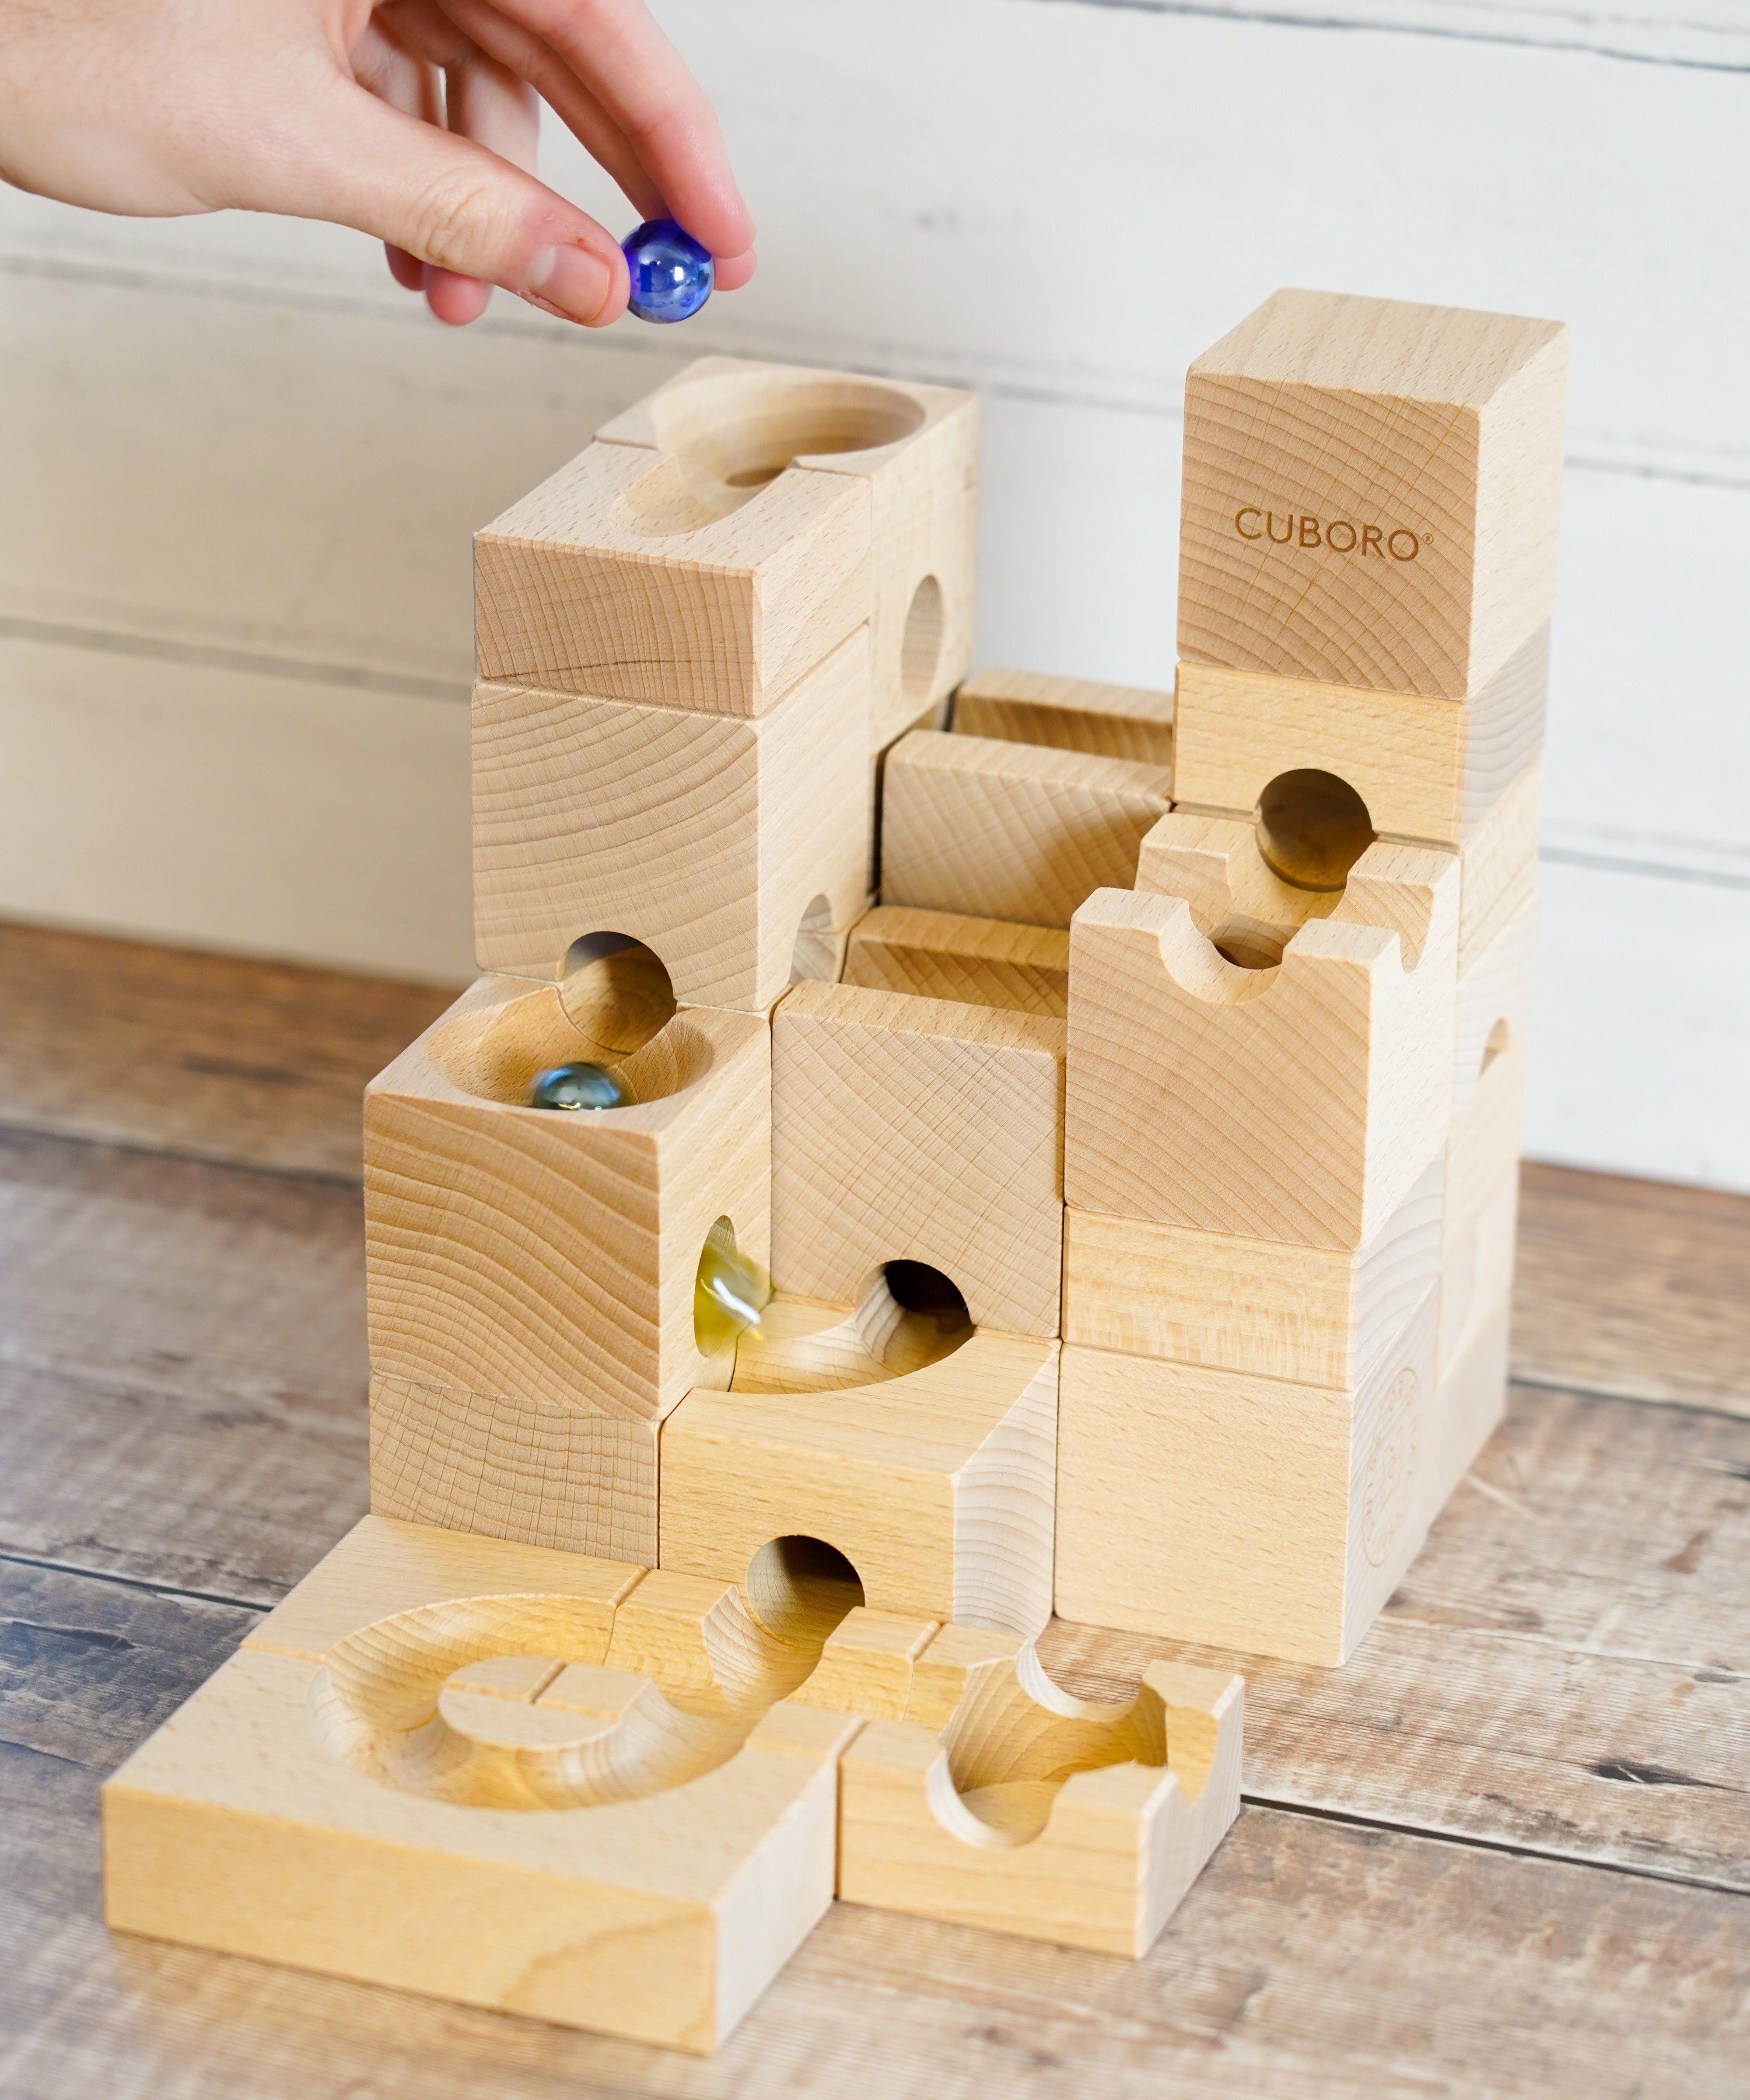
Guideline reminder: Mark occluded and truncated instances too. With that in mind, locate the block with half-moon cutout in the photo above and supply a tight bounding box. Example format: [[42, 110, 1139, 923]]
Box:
[[1067, 845, 1459, 1251], [771, 980, 1065, 1336], [659, 1290, 1059, 1639], [364, 960, 770, 1452], [1179, 288, 1568, 703], [476, 357, 975, 733], [592, 356, 978, 746], [472, 625, 870, 1010], [838, 1634, 1242, 1958], [101, 1515, 862, 2054], [1055, 1285, 1439, 1666]]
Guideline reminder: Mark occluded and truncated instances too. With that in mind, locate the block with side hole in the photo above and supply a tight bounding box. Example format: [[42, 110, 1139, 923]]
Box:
[[1063, 1153, 1442, 1390], [843, 906, 1069, 1018], [102, 1514, 864, 2054], [472, 624, 870, 1010], [838, 1639, 1242, 1956], [364, 966, 770, 1443], [594, 356, 977, 744], [771, 979, 1065, 1336], [660, 1289, 1060, 1637], [1068, 849, 1459, 1250], [1440, 993, 1530, 1382], [1180, 288, 1568, 701], [1055, 1285, 1439, 1665], [952, 666, 1176, 770], [880, 731, 1173, 930], [1172, 624, 1547, 852]]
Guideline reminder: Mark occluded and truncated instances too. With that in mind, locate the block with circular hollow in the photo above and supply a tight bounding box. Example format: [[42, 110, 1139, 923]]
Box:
[[839, 1635, 1243, 1957], [472, 624, 871, 1009], [364, 969, 770, 1441], [1055, 1285, 1440, 1666], [1179, 288, 1568, 700], [1067, 850, 1459, 1250], [595, 356, 979, 745]]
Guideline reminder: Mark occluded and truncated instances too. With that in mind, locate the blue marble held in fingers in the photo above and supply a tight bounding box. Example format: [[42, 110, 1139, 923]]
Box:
[[622, 217, 714, 324], [527, 1061, 631, 1111]]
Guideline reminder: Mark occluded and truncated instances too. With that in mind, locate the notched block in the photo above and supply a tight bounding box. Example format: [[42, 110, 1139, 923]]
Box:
[[473, 624, 870, 1009], [772, 979, 1065, 1335], [1180, 287, 1568, 700], [1055, 1288, 1441, 1665], [589, 355, 978, 735], [1068, 842, 1460, 1250], [364, 970, 770, 1434], [952, 666, 1175, 769], [881, 730, 1172, 929], [842, 906, 1069, 1018], [839, 1639, 1242, 1957]]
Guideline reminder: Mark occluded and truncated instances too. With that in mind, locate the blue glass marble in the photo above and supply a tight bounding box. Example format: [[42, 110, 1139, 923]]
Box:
[[622, 217, 713, 324], [528, 1061, 630, 1112]]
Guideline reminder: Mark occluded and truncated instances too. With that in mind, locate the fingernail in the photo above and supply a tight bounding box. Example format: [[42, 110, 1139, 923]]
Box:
[[525, 244, 612, 325]]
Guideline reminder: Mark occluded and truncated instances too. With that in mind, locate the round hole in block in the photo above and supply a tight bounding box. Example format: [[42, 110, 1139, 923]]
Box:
[[900, 575, 945, 707], [1255, 770, 1377, 893], [695, 1216, 771, 1358], [1211, 925, 1288, 972], [744, 1535, 864, 1644], [1481, 1017, 1511, 1075], [789, 893, 838, 987], [854, 1260, 974, 1375], [557, 932, 676, 1054]]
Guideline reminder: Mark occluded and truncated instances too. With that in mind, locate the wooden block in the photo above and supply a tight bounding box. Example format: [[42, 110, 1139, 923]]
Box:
[[1447, 1030, 1530, 1253], [1180, 288, 1569, 700], [660, 1326, 1060, 1637], [787, 1608, 942, 1721], [102, 1518, 863, 2052], [952, 666, 1175, 769], [1453, 896, 1536, 1120], [365, 973, 770, 1427], [1063, 1154, 1442, 1389], [593, 355, 978, 741], [1459, 758, 1541, 971], [1439, 1169, 1519, 1381], [369, 1371, 660, 1564], [1055, 1288, 1440, 1665], [472, 625, 870, 1008], [1432, 1290, 1511, 1495], [839, 1653, 1242, 1957], [1066, 850, 1458, 1250], [880, 732, 1172, 928], [771, 979, 1065, 1335], [842, 906, 1069, 1017], [1173, 623, 1547, 849]]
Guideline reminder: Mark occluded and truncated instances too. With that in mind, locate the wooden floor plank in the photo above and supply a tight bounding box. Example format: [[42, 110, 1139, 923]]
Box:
[[1, 1567, 1743, 2100], [1515, 1161, 1750, 1415], [0, 920, 455, 1181], [0, 1128, 368, 1603]]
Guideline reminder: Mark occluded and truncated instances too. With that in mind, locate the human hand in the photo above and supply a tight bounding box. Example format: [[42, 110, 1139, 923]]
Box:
[[0, 0, 755, 326]]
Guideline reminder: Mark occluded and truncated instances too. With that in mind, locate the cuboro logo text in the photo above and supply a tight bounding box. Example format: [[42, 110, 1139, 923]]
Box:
[[1234, 508, 1421, 561]]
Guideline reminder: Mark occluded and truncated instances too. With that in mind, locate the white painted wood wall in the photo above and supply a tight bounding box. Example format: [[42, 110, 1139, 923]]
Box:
[[0, 0, 1745, 1189]]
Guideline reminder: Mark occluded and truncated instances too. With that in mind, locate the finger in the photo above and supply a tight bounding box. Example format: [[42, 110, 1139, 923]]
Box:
[[426, 49, 539, 324], [260, 70, 628, 324], [487, 1, 755, 259], [714, 248, 756, 293], [353, 16, 444, 293]]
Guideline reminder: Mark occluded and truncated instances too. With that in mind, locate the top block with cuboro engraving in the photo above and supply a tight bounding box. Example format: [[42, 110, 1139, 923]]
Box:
[[1179, 288, 1568, 703]]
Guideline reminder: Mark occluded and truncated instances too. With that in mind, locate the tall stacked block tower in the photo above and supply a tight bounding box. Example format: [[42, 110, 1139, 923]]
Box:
[[99, 290, 1565, 2048]]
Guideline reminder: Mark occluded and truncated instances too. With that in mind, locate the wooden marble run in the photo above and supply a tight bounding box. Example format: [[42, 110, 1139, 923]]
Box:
[[103, 292, 1568, 2051]]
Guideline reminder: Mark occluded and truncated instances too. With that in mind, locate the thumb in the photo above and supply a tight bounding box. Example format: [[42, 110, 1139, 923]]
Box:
[[261, 77, 629, 325]]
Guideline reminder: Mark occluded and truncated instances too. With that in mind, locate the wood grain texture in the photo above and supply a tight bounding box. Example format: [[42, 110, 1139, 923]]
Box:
[[840, 1654, 1242, 1956], [0, 920, 455, 1179], [771, 979, 1064, 1335], [879, 731, 1172, 929], [1056, 1289, 1443, 1666], [1460, 755, 1541, 971], [660, 1331, 1060, 1637], [595, 356, 979, 749], [1453, 893, 1537, 1119], [1065, 851, 1458, 1249], [1179, 288, 1569, 700], [952, 666, 1175, 768], [1062, 1155, 1443, 1390], [473, 437, 871, 715], [472, 626, 870, 1008], [365, 975, 770, 1426], [841, 905, 1069, 1017]]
